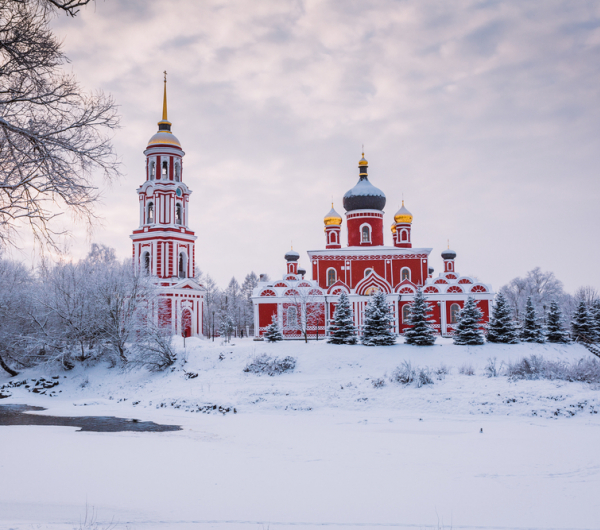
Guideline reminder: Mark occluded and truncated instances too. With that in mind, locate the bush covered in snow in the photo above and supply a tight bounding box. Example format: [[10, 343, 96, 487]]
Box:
[[243, 354, 296, 376], [390, 361, 434, 387], [484, 357, 501, 377], [506, 355, 600, 383], [371, 377, 386, 388], [459, 363, 475, 376]]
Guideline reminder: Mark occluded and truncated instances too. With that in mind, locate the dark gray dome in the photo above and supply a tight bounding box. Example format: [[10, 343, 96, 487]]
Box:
[[343, 176, 386, 212], [285, 249, 300, 262], [442, 249, 456, 260], [428, 267, 434, 275], [297, 267, 306, 276]]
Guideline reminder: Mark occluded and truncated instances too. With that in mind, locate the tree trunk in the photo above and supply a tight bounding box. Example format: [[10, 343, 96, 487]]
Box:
[[0, 353, 18, 377]]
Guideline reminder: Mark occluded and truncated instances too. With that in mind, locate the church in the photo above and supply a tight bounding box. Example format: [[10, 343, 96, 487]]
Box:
[[130, 76, 205, 337], [251, 153, 494, 339]]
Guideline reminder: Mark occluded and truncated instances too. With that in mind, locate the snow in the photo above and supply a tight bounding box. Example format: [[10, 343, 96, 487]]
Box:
[[0, 338, 599, 529], [343, 177, 386, 198]]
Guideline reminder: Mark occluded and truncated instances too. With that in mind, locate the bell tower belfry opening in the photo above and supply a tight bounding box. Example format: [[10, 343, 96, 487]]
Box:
[[130, 73, 205, 337]]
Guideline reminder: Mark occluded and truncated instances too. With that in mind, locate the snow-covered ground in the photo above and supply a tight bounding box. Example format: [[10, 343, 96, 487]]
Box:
[[1, 338, 599, 529]]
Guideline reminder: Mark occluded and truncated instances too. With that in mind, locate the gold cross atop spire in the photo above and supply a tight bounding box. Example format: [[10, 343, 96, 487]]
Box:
[[162, 71, 168, 121]]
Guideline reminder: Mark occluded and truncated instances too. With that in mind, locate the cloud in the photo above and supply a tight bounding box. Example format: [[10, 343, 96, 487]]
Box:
[[29, 0, 600, 292]]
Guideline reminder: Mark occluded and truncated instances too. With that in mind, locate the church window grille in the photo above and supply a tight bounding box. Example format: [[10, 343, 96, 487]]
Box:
[[287, 306, 298, 328], [402, 305, 410, 323], [327, 268, 336, 287], [147, 202, 154, 224], [178, 253, 186, 279], [450, 303, 460, 324], [361, 225, 371, 243]]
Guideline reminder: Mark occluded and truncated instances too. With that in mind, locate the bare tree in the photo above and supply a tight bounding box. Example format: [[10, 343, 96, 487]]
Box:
[[0, 0, 120, 249], [284, 287, 325, 343], [574, 285, 599, 306]]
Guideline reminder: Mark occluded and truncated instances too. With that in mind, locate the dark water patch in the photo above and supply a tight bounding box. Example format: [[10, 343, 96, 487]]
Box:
[[0, 404, 182, 432]]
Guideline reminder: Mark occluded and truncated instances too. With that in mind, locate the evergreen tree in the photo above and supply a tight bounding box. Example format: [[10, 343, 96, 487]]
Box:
[[546, 300, 570, 343], [453, 297, 485, 345], [486, 292, 519, 344], [264, 314, 283, 342], [520, 296, 544, 343], [361, 291, 396, 346], [571, 300, 592, 341], [218, 312, 235, 343], [327, 292, 357, 345], [589, 299, 600, 343], [403, 288, 436, 346]]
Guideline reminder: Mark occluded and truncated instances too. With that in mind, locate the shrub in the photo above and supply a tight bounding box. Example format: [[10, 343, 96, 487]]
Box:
[[506, 356, 600, 383], [459, 363, 475, 376], [434, 364, 449, 380], [417, 367, 434, 387], [371, 377, 386, 388], [484, 357, 501, 377], [243, 354, 296, 376], [391, 360, 415, 384]]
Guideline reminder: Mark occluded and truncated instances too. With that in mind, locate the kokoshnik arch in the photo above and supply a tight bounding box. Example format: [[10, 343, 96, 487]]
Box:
[[251, 154, 495, 339], [130, 75, 205, 338]]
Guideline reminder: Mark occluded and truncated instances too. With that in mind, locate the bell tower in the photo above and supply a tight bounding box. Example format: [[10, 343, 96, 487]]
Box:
[[130, 73, 204, 337]]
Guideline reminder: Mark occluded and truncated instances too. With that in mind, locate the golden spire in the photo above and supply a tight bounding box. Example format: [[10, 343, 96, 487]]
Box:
[[448, 239, 450, 249], [162, 71, 168, 121]]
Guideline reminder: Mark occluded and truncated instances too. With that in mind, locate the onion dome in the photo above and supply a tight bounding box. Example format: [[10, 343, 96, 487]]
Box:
[[428, 267, 434, 275], [285, 248, 300, 262], [394, 201, 413, 223], [147, 73, 182, 148], [442, 248, 456, 260], [343, 152, 386, 212], [297, 266, 306, 277], [324, 203, 342, 226], [390, 222, 396, 234]]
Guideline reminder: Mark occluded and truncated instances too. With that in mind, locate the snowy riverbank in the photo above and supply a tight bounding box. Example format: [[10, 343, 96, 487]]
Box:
[[1, 338, 599, 529]]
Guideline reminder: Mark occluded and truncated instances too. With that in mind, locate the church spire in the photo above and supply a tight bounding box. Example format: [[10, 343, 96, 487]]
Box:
[[158, 71, 172, 132]]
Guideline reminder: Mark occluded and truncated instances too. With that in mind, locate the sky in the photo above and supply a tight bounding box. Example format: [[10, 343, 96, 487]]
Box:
[[23, 0, 600, 292]]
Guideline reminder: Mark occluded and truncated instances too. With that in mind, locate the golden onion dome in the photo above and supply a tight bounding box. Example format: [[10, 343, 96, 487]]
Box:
[[147, 129, 182, 148], [358, 152, 368, 166], [324, 203, 342, 226], [394, 201, 413, 224], [391, 223, 396, 234]]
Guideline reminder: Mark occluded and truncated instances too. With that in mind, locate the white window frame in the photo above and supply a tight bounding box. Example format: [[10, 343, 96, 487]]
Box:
[[326, 267, 337, 287], [401, 267, 411, 282], [360, 223, 371, 243]]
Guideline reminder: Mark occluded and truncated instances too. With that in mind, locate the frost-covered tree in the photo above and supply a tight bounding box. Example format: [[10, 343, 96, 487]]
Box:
[[241, 272, 259, 335], [571, 300, 592, 341], [361, 291, 395, 346], [453, 297, 484, 345], [219, 311, 235, 343], [403, 288, 436, 346], [327, 292, 357, 345], [588, 300, 600, 343], [0, 0, 120, 248], [520, 297, 544, 343], [546, 301, 570, 344], [486, 292, 519, 344], [264, 314, 283, 342]]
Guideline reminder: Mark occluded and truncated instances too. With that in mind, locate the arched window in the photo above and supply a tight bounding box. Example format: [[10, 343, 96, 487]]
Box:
[[162, 160, 168, 179], [175, 203, 182, 225], [146, 202, 154, 224], [364, 268, 373, 277], [402, 304, 411, 323], [401, 229, 408, 241], [401, 267, 410, 281], [174, 163, 180, 182], [450, 303, 460, 324], [143, 252, 150, 274], [178, 253, 186, 279], [287, 306, 298, 328], [329, 231, 337, 244], [327, 268, 336, 287], [149, 161, 155, 180], [361, 225, 371, 243]]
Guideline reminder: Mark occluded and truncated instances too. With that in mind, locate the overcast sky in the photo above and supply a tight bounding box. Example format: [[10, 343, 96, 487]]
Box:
[[31, 0, 600, 292]]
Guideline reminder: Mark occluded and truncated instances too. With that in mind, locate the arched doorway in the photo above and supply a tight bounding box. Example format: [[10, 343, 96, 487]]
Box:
[[182, 309, 192, 338]]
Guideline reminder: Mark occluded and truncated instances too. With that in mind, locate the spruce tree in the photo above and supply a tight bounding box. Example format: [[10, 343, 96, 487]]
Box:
[[589, 300, 600, 343], [571, 300, 592, 341], [327, 292, 357, 345], [403, 288, 436, 346], [264, 315, 283, 342], [520, 296, 544, 343], [361, 291, 396, 346], [486, 292, 519, 344], [453, 297, 484, 345], [546, 300, 570, 343]]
